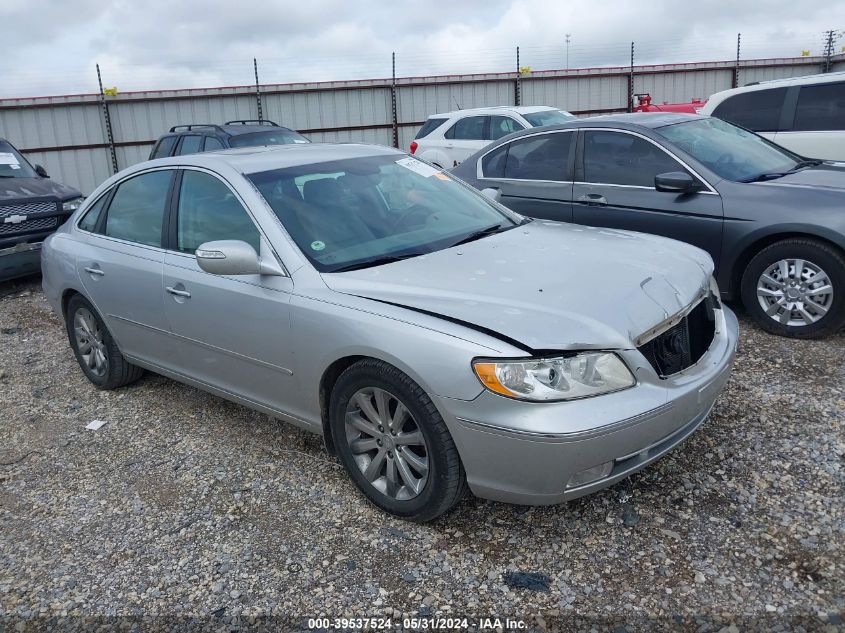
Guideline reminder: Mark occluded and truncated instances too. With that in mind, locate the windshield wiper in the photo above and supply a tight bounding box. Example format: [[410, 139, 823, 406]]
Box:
[[0, 174, 15, 178], [328, 252, 422, 273], [448, 224, 510, 248], [741, 159, 825, 183]]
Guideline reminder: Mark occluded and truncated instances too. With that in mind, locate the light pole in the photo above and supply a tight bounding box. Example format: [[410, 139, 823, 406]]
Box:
[[565, 34, 571, 69]]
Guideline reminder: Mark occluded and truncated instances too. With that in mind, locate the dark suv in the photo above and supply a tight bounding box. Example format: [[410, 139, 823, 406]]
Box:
[[148, 120, 308, 159], [0, 138, 83, 281]]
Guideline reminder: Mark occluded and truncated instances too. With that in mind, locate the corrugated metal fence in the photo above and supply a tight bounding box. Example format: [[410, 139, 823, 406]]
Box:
[[1, 53, 842, 194]]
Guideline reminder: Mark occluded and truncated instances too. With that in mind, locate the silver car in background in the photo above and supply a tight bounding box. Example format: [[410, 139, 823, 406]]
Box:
[[42, 144, 738, 521]]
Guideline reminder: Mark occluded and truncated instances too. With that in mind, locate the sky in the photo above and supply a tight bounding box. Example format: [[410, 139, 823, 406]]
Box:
[[0, 0, 843, 98]]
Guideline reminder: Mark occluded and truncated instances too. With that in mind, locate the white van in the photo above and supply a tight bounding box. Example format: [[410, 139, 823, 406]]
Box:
[[700, 72, 845, 160]]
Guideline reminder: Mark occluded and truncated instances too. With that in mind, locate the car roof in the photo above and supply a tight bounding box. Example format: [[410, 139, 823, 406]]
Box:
[[703, 71, 845, 109], [515, 112, 703, 132], [164, 123, 298, 137], [145, 142, 404, 174], [428, 105, 560, 119]]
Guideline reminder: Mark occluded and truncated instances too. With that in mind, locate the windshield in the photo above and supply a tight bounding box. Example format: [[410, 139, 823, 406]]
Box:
[[656, 117, 801, 182], [228, 130, 309, 148], [248, 154, 518, 272], [0, 141, 37, 178], [522, 110, 575, 127]]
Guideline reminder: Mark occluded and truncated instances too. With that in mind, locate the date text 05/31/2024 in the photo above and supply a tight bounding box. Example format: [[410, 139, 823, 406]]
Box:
[[307, 617, 528, 630]]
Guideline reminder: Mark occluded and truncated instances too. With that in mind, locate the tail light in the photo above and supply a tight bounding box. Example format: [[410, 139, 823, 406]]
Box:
[[409, 141, 418, 155]]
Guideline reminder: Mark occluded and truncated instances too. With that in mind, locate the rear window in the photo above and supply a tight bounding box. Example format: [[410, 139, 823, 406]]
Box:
[[792, 82, 845, 131], [711, 87, 787, 132], [228, 130, 309, 148], [522, 110, 575, 127], [414, 118, 448, 139]]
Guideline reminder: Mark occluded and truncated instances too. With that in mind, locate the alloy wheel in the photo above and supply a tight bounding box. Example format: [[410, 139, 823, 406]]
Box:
[[756, 258, 834, 327], [344, 387, 429, 501], [73, 307, 108, 377]]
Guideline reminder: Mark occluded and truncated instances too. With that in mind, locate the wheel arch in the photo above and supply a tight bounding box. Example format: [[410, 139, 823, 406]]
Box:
[[726, 229, 845, 300]]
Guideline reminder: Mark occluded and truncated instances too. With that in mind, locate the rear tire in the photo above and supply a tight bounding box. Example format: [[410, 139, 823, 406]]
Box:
[[329, 359, 467, 522], [740, 238, 845, 338], [66, 294, 145, 389]]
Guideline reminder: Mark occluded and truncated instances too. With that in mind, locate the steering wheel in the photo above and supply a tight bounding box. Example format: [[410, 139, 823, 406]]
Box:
[[392, 203, 431, 229]]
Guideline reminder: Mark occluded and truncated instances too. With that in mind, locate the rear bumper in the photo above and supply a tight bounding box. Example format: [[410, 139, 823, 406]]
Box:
[[435, 306, 739, 505], [0, 242, 42, 282]]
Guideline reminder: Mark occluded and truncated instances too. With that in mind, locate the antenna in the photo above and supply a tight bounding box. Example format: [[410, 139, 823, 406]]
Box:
[[452, 96, 462, 110]]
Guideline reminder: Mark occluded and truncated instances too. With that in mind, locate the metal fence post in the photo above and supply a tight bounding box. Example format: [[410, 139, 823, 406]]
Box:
[[515, 46, 521, 106], [254, 58, 263, 120], [628, 42, 635, 112], [734, 33, 741, 88], [96, 64, 119, 175], [391, 52, 399, 148]]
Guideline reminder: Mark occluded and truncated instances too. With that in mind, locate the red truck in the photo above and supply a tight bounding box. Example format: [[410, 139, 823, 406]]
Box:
[[633, 93, 705, 114]]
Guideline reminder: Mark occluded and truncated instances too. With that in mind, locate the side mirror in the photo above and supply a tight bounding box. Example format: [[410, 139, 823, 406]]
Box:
[[35, 164, 49, 178], [195, 240, 283, 276], [655, 171, 698, 193], [480, 187, 501, 202]]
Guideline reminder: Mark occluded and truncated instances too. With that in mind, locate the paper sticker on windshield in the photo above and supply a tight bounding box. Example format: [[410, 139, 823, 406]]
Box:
[[0, 152, 20, 166], [433, 172, 451, 181], [310, 240, 326, 251], [396, 157, 441, 178]]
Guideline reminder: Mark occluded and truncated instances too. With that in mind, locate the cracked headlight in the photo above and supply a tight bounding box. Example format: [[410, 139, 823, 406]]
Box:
[[473, 352, 635, 402]]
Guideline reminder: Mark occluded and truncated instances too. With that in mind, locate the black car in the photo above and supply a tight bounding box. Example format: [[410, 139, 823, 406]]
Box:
[[148, 120, 309, 160], [451, 113, 845, 339], [0, 138, 84, 281]]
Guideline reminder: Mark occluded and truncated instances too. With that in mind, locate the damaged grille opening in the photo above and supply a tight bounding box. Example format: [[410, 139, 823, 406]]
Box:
[[638, 297, 716, 378]]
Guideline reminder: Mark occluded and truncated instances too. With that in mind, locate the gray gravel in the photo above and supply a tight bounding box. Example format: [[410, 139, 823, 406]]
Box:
[[0, 277, 843, 632]]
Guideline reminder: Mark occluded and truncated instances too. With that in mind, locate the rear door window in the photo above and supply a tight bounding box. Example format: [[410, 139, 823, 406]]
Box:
[[444, 116, 487, 140], [583, 131, 685, 187], [503, 132, 573, 180], [103, 170, 173, 247], [489, 116, 524, 140], [711, 87, 787, 132], [176, 135, 203, 156], [415, 118, 448, 139], [792, 82, 845, 131], [77, 194, 108, 233]]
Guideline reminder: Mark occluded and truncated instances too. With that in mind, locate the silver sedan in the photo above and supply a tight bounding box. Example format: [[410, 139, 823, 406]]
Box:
[[42, 143, 738, 521]]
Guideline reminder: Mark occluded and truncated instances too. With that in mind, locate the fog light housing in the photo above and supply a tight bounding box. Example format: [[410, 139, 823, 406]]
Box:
[[566, 461, 613, 489]]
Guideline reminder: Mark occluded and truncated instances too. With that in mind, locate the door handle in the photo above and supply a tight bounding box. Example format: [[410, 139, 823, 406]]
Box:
[[576, 193, 608, 206], [165, 286, 191, 298], [84, 266, 104, 276]]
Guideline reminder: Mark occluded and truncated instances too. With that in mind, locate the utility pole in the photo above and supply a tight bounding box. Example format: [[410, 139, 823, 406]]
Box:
[[515, 46, 521, 106], [96, 64, 119, 175], [565, 34, 571, 70], [628, 42, 635, 113], [823, 29, 838, 73], [734, 33, 741, 88], [254, 58, 263, 120], [391, 52, 399, 148]]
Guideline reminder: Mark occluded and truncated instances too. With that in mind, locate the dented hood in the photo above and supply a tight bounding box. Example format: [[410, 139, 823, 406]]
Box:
[[322, 221, 713, 351]]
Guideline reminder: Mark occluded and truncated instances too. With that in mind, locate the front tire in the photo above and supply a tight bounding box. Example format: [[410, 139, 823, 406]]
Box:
[[329, 359, 467, 522], [66, 294, 145, 389], [740, 238, 845, 338]]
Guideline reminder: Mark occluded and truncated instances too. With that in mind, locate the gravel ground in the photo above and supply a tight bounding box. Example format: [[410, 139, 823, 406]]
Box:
[[0, 276, 843, 632]]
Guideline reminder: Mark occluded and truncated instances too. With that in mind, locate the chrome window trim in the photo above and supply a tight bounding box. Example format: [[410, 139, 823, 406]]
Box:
[[476, 128, 577, 182], [166, 165, 290, 277], [579, 127, 719, 194], [476, 127, 719, 195]]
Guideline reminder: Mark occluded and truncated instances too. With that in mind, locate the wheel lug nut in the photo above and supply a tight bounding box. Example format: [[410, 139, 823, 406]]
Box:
[[378, 426, 384, 432], [388, 451, 393, 458], [377, 439, 383, 446]]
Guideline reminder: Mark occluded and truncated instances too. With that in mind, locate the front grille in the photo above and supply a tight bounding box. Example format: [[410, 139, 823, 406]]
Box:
[[0, 201, 58, 219], [638, 298, 716, 378], [0, 215, 58, 235]]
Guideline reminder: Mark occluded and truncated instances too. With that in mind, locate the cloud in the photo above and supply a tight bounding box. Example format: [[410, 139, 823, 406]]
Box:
[[0, 0, 842, 98]]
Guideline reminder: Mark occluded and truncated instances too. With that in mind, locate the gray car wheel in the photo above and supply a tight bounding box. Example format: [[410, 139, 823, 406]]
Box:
[[329, 359, 468, 521], [66, 294, 145, 389], [741, 238, 845, 339]]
